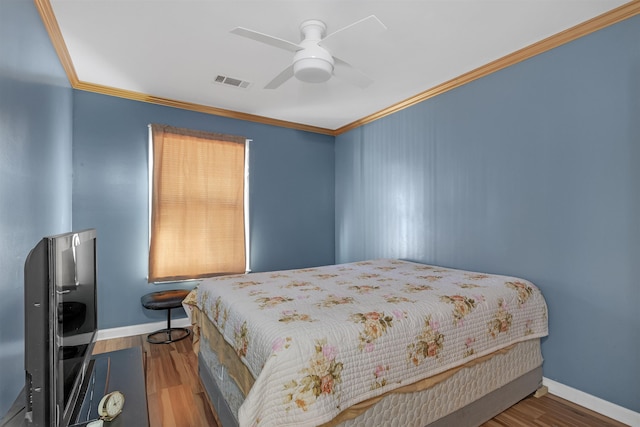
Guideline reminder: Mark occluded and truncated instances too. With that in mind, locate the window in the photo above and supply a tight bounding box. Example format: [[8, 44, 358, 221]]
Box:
[[148, 124, 249, 282]]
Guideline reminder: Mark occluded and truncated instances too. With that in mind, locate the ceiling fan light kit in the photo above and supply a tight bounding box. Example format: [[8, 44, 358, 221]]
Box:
[[230, 15, 386, 89], [293, 20, 334, 83], [293, 56, 334, 83]]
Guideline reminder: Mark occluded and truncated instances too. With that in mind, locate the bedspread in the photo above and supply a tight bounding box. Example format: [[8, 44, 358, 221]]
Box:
[[183, 259, 548, 427]]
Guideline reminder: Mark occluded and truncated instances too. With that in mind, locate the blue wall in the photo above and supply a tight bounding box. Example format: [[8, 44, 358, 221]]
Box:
[[2, 0, 637, 418], [0, 0, 334, 414], [72, 91, 335, 329], [335, 16, 640, 412], [0, 0, 73, 414]]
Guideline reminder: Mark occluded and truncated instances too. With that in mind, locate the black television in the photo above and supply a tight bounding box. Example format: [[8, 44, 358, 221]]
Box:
[[23, 229, 98, 427]]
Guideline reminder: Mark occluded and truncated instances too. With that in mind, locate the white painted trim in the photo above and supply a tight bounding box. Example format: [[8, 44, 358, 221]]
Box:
[[96, 317, 191, 341], [543, 377, 640, 427], [93, 329, 640, 426]]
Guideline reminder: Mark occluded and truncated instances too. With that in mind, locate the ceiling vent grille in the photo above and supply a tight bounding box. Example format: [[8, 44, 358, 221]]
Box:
[[214, 75, 251, 88]]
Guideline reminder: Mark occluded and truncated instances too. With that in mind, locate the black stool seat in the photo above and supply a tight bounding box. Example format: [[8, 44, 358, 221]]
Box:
[[141, 289, 191, 344]]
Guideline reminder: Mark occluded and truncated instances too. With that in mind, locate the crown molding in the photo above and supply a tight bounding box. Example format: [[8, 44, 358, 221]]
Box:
[[73, 80, 337, 136], [34, 0, 79, 84], [32, 0, 337, 136], [335, 0, 640, 135], [35, 0, 640, 137]]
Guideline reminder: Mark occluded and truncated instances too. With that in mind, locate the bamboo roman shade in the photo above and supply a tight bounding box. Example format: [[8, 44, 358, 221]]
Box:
[[149, 124, 246, 282]]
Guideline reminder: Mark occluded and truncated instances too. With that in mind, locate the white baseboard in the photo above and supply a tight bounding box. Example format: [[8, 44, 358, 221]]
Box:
[[96, 317, 191, 341], [543, 377, 639, 427], [94, 326, 640, 426]]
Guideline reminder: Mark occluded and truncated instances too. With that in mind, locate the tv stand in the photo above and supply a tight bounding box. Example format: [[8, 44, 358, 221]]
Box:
[[1, 347, 148, 427], [72, 346, 149, 427]]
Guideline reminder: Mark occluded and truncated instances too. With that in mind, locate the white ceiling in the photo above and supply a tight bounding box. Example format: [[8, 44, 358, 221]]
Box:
[[48, 0, 629, 132]]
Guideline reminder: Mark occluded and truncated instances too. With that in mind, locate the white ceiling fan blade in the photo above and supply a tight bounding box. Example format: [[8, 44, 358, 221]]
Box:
[[333, 58, 373, 89], [265, 64, 295, 89], [320, 15, 386, 53], [230, 27, 301, 52]]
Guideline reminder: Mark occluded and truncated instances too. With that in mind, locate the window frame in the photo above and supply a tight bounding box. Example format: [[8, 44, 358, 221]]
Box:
[[147, 124, 251, 283]]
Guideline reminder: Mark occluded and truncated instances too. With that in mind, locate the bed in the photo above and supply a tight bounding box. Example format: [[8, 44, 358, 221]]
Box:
[[183, 259, 548, 427]]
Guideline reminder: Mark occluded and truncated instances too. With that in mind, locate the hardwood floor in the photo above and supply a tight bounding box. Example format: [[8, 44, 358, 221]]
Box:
[[93, 332, 218, 427], [482, 393, 629, 427], [93, 332, 628, 427]]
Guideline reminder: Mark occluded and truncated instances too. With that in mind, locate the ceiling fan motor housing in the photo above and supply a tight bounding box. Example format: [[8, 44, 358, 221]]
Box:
[[293, 19, 334, 83]]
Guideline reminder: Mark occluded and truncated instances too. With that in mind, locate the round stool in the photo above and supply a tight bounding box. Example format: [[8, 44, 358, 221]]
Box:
[[141, 289, 191, 344]]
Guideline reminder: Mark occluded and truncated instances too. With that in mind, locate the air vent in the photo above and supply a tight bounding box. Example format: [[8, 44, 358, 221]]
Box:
[[214, 75, 251, 89]]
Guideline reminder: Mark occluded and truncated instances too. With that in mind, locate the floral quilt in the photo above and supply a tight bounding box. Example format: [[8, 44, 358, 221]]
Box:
[[183, 259, 548, 427]]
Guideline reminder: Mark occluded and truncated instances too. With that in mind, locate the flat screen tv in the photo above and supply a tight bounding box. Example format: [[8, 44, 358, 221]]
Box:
[[23, 229, 98, 427]]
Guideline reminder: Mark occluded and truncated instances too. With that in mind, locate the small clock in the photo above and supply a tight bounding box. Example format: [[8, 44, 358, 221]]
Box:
[[98, 390, 125, 422]]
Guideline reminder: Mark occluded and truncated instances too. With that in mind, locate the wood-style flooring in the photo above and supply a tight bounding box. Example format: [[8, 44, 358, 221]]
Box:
[[93, 332, 628, 427]]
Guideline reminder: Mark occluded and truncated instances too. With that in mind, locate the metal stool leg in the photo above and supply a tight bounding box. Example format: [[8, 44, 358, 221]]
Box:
[[165, 308, 172, 342], [146, 308, 191, 344]]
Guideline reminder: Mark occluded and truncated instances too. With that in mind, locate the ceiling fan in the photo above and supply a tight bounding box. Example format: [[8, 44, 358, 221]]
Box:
[[230, 15, 387, 89]]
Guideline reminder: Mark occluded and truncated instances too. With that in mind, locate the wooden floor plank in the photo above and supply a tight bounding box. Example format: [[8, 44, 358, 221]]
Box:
[[94, 332, 629, 427]]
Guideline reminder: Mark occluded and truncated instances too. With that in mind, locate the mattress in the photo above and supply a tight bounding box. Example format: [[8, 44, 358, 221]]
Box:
[[184, 259, 548, 427]]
